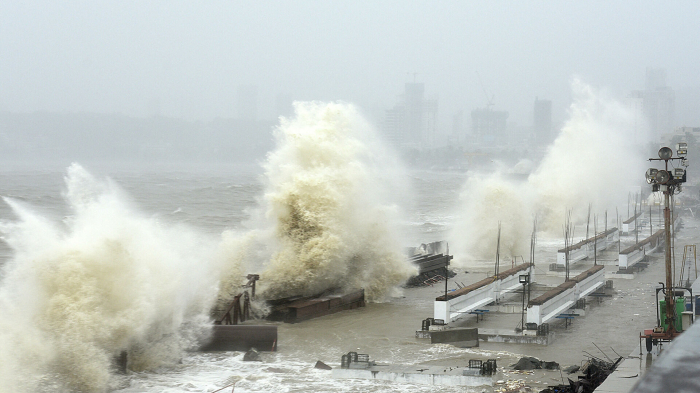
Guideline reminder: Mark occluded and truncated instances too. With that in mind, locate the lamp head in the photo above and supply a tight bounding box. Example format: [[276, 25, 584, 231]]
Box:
[[677, 142, 688, 158], [645, 168, 658, 184], [658, 147, 673, 160], [655, 170, 671, 184], [674, 168, 687, 183]]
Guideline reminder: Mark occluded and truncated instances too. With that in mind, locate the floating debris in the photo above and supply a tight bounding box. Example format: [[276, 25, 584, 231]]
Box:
[[314, 360, 332, 370], [512, 357, 559, 370], [539, 357, 622, 393], [333, 352, 495, 387], [243, 348, 262, 362], [495, 379, 530, 393]]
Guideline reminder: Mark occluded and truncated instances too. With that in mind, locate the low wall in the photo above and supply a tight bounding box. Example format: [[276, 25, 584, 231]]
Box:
[[434, 263, 532, 323], [430, 328, 479, 348], [622, 212, 643, 234], [527, 265, 605, 326], [556, 228, 618, 267], [198, 325, 278, 352], [619, 229, 664, 270]]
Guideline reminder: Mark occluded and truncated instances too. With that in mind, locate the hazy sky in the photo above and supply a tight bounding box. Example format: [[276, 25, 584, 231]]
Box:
[[2, 1, 699, 130]]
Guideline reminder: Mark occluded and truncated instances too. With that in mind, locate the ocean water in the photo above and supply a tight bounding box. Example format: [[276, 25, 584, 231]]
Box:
[[0, 95, 687, 392], [0, 162, 472, 393], [2, 161, 690, 393]]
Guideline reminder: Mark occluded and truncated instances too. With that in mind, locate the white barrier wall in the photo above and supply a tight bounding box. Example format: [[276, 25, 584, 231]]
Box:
[[619, 229, 664, 269], [576, 266, 606, 298], [619, 248, 646, 269], [556, 247, 587, 266], [527, 286, 576, 326], [556, 229, 619, 267], [434, 265, 531, 323], [622, 212, 643, 235], [622, 221, 635, 235], [527, 266, 605, 326]]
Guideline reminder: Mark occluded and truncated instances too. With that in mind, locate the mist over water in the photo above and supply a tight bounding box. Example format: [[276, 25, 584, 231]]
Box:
[[220, 102, 416, 302], [0, 164, 220, 392], [451, 80, 649, 264]]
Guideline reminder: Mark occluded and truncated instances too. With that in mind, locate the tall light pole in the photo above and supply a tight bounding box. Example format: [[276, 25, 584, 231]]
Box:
[[646, 143, 688, 335], [519, 274, 529, 332]]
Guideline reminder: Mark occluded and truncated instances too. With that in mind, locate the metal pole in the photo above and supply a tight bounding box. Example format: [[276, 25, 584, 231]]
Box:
[[594, 215, 597, 266], [444, 265, 448, 301], [635, 202, 639, 244], [664, 186, 675, 333], [495, 222, 501, 277], [521, 282, 526, 331], [445, 243, 450, 301]]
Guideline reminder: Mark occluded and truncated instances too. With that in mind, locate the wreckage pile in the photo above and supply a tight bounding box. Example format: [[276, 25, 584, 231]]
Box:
[[405, 268, 456, 287], [538, 357, 622, 393], [405, 241, 455, 287]]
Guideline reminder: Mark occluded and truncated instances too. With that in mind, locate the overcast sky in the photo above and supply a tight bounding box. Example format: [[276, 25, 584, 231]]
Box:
[[2, 1, 699, 130]]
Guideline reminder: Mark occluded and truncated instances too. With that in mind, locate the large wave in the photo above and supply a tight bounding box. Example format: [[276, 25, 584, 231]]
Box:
[[450, 80, 649, 264], [219, 102, 416, 302], [0, 164, 219, 392]]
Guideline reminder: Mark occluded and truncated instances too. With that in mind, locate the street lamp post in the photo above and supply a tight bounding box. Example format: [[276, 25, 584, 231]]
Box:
[[519, 274, 530, 332], [646, 143, 688, 335]]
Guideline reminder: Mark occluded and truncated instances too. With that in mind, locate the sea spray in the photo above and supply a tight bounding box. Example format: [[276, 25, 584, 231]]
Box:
[[450, 173, 533, 264], [223, 102, 416, 301], [529, 79, 648, 231], [213, 229, 268, 314], [0, 164, 219, 392], [450, 80, 648, 264]]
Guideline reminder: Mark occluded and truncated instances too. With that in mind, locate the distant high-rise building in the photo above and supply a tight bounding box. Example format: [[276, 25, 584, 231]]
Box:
[[471, 108, 508, 146], [383, 82, 438, 147], [533, 98, 552, 146], [646, 68, 667, 91], [627, 90, 646, 145], [236, 85, 258, 120], [643, 69, 676, 136], [630, 68, 675, 140], [451, 110, 464, 143], [404, 83, 424, 143], [383, 105, 406, 145]]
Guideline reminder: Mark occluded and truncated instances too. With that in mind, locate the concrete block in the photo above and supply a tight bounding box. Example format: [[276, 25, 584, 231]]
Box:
[[430, 328, 479, 348], [415, 330, 432, 339], [198, 325, 278, 352]]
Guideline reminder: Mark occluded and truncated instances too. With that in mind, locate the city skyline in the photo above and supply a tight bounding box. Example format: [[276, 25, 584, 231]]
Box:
[[2, 1, 700, 137]]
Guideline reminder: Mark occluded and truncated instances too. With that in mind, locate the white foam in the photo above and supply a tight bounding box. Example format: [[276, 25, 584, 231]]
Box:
[[450, 80, 649, 265], [0, 164, 220, 392], [218, 102, 416, 302]]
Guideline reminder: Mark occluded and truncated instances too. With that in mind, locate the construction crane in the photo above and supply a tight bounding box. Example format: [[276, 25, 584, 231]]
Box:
[[476, 71, 495, 111]]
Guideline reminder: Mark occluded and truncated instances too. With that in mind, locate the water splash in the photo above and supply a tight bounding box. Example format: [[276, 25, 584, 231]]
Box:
[[0, 164, 219, 392], [219, 102, 416, 302], [451, 173, 534, 262], [530, 79, 648, 230], [450, 80, 648, 264]]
